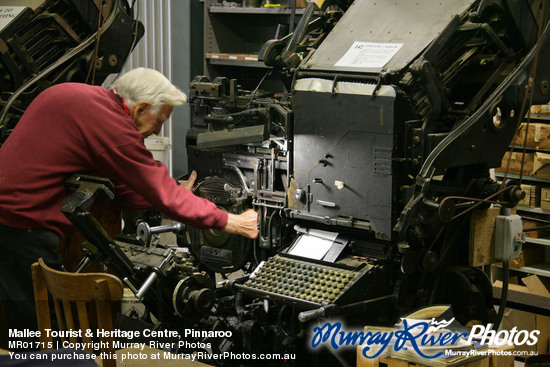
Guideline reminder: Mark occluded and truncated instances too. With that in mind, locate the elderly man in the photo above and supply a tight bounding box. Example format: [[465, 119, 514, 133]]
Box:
[[0, 68, 258, 339]]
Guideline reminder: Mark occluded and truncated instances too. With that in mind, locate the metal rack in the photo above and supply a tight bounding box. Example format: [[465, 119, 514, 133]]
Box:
[[494, 113, 550, 279], [203, 0, 308, 90]]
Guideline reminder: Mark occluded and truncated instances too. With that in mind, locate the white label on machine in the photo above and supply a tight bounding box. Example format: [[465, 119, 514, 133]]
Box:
[[335, 41, 403, 69], [0, 7, 25, 31]]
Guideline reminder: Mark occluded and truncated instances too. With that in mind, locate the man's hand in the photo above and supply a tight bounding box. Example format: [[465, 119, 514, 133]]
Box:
[[180, 170, 197, 191], [224, 209, 259, 239]]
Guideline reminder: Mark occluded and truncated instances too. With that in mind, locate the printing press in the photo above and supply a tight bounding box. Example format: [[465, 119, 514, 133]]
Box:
[[2, 0, 550, 365]]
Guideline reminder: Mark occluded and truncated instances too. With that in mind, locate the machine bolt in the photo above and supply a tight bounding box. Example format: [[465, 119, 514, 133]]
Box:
[[294, 188, 305, 200], [541, 81, 549, 95], [109, 55, 118, 66]]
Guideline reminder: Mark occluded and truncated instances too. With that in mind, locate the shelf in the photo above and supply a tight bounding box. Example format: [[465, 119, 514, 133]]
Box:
[[515, 263, 550, 277], [204, 0, 287, 91], [528, 113, 550, 121], [510, 145, 550, 152], [209, 59, 269, 68], [491, 108, 550, 281], [206, 53, 257, 61], [516, 206, 550, 215], [494, 172, 550, 183], [209, 6, 309, 15], [494, 262, 550, 277], [206, 53, 269, 68], [524, 237, 550, 247]]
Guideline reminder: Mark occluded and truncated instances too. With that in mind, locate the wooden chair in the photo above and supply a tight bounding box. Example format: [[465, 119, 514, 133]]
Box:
[[32, 258, 123, 367]]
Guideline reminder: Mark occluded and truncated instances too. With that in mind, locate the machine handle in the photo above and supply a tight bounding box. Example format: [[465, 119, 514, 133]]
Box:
[[136, 222, 184, 244], [135, 272, 158, 300], [298, 305, 336, 323]]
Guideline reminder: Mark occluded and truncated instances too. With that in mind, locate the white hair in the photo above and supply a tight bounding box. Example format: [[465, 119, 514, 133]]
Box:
[[110, 67, 187, 115]]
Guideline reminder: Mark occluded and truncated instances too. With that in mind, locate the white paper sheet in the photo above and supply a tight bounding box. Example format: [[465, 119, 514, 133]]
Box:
[[288, 234, 334, 260]]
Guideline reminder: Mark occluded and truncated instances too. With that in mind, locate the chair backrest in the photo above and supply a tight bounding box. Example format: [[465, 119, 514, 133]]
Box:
[[32, 258, 123, 367]]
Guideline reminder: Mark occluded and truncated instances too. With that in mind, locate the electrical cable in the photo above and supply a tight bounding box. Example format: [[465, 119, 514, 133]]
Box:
[[248, 70, 273, 107], [427, 217, 467, 305], [494, 261, 509, 330], [437, 185, 515, 222], [86, 1, 107, 84]]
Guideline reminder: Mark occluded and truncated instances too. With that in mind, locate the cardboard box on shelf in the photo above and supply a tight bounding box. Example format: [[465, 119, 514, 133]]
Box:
[[512, 123, 550, 149], [523, 218, 542, 238], [509, 244, 546, 268], [495, 151, 534, 176], [518, 185, 532, 207], [497, 150, 550, 180], [533, 151, 550, 179], [517, 184, 541, 208], [531, 104, 550, 115], [494, 276, 550, 355], [542, 187, 550, 210]]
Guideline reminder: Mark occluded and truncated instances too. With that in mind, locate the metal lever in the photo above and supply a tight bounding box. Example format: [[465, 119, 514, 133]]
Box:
[[126, 251, 174, 300], [298, 304, 336, 322], [136, 221, 184, 244], [73, 257, 92, 273], [135, 272, 158, 300]]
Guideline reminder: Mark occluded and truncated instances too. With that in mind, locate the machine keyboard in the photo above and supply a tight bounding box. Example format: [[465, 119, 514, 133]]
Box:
[[244, 255, 358, 304]]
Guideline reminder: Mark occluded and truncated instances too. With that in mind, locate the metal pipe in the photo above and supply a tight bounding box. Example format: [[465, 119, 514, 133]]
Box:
[[135, 272, 158, 300], [73, 257, 92, 273], [289, 0, 297, 34]]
